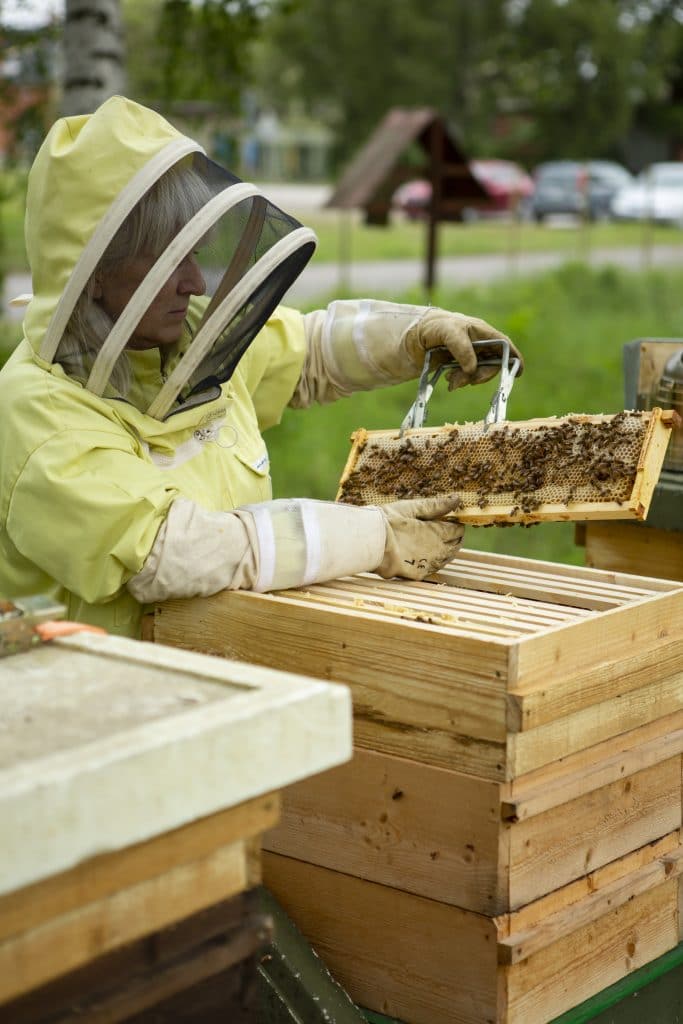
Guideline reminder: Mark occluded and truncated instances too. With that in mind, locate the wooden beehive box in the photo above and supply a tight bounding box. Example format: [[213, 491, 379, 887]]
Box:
[[579, 520, 683, 582], [151, 551, 683, 1024], [0, 631, 351, 1006], [152, 550, 683, 783]]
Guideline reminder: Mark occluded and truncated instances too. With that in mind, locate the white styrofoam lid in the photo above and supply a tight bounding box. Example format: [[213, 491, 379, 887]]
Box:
[[0, 631, 351, 896]]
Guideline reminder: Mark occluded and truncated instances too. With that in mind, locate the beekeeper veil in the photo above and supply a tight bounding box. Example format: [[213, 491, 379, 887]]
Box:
[[33, 101, 316, 419]]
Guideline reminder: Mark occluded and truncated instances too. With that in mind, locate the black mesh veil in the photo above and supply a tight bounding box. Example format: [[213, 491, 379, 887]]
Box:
[[59, 153, 317, 417], [179, 241, 315, 406]]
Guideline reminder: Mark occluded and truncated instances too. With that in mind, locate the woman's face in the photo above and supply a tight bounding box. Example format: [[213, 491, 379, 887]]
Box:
[[96, 252, 206, 350]]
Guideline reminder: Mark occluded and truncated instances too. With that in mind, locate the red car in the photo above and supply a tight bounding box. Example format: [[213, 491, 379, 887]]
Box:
[[393, 160, 535, 220]]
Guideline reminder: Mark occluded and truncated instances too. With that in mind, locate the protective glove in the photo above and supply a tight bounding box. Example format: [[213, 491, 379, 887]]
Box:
[[127, 494, 466, 604], [293, 299, 522, 408], [375, 494, 465, 580], [403, 307, 524, 391], [127, 496, 388, 601]]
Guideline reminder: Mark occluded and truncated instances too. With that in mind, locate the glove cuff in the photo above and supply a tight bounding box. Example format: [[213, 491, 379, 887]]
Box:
[[242, 498, 386, 591], [302, 299, 428, 395]]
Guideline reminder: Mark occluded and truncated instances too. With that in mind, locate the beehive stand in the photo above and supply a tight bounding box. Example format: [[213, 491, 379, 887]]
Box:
[[151, 550, 683, 1024], [337, 408, 679, 524]]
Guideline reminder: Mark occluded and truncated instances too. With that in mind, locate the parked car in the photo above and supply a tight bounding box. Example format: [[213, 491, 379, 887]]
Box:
[[392, 160, 534, 221], [529, 160, 633, 222], [468, 159, 535, 218], [610, 162, 683, 225], [392, 178, 432, 220]]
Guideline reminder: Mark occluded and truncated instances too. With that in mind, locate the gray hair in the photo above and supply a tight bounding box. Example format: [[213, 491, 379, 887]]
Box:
[[57, 160, 214, 396]]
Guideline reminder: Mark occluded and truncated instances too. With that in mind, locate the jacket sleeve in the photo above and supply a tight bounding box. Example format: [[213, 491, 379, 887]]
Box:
[[6, 430, 178, 604], [126, 496, 386, 602], [238, 305, 307, 431]]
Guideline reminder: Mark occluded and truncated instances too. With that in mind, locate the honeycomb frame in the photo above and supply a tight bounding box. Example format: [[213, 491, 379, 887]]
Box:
[[336, 409, 678, 525]]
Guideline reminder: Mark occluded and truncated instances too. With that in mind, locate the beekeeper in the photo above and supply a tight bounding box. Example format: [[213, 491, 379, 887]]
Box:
[[0, 97, 523, 638]]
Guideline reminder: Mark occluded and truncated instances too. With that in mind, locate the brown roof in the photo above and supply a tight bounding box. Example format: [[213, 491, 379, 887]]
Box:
[[326, 107, 487, 211]]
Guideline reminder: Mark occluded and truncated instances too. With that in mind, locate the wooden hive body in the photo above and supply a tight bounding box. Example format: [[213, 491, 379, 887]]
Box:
[[152, 551, 683, 1024]]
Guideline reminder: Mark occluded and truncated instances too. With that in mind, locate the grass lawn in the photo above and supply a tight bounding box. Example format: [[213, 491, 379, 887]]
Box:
[[303, 208, 683, 264]]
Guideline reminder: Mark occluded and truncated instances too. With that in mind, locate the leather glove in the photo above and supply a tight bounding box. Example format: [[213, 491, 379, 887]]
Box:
[[375, 494, 465, 581], [295, 300, 522, 406], [404, 307, 524, 390]]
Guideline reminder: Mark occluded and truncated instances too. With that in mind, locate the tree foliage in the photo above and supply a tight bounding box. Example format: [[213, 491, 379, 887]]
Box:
[[124, 0, 281, 109], [257, 0, 511, 163], [255, 0, 683, 166], [119, 0, 683, 168], [506, 0, 683, 160]]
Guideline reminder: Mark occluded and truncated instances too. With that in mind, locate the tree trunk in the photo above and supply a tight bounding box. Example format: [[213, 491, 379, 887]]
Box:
[[61, 0, 126, 116]]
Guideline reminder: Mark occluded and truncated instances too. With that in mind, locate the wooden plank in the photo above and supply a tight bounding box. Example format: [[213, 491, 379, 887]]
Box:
[[504, 879, 679, 1023], [508, 708, 683, 800], [262, 851, 498, 1024], [266, 749, 679, 915], [357, 571, 595, 618], [0, 838, 255, 1004], [451, 547, 679, 593], [508, 638, 683, 731], [507, 758, 681, 910], [154, 556, 683, 780], [436, 565, 641, 611], [505, 726, 683, 820], [18, 919, 266, 1024], [510, 586, 683, 695], [0, 793, 279, 944], [264, 748, 507, 914], [439, 559, 656, 606], [2, 891, 266, 1023], [497, 833, 679, 940], [501, 846, 683, 964], [263, 848, 680, 1024], [290, 587, 529, 639], [322, 576, 587, 627], [58, 940, 259, 1023], [584, 520, 683, 582], [509, 673, 683, 776]]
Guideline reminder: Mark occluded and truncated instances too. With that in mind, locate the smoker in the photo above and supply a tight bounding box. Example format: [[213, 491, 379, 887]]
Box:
[[577, 338, 683, 579], [624, 337, 683, 528]]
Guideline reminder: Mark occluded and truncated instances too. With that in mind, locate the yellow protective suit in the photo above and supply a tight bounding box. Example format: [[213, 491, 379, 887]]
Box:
[[0, 98, 509, 636], [0, 99, 310, 637]]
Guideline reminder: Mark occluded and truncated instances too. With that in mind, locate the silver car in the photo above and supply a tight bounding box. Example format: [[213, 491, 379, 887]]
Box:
[[530, 160, 633, 222], [611, 162, 683, 225]]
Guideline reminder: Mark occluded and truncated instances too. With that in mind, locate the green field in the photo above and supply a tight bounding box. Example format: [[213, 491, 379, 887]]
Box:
[[303, 209, 682, 264]]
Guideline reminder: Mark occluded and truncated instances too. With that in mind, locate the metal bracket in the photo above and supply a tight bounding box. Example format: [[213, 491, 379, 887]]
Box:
[[399, 338, 521, 436], [0, 595, 66, 658]]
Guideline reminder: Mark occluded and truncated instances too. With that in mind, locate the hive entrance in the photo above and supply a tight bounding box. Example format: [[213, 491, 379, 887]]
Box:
[[337, 410, 677, 524]]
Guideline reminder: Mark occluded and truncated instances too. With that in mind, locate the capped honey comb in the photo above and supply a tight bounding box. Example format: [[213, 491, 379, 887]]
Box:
[[336, 409, 679, 524]]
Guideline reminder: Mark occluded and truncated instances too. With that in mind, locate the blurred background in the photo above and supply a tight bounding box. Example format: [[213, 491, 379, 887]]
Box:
[[2, 0, 683, 564]]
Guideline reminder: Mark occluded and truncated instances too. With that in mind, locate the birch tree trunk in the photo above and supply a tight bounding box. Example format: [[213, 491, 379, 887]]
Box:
[[61, 0, 126, 116]]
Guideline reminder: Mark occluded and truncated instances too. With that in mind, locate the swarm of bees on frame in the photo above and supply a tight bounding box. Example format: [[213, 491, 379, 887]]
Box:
[[338, 411, 647, 523]]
